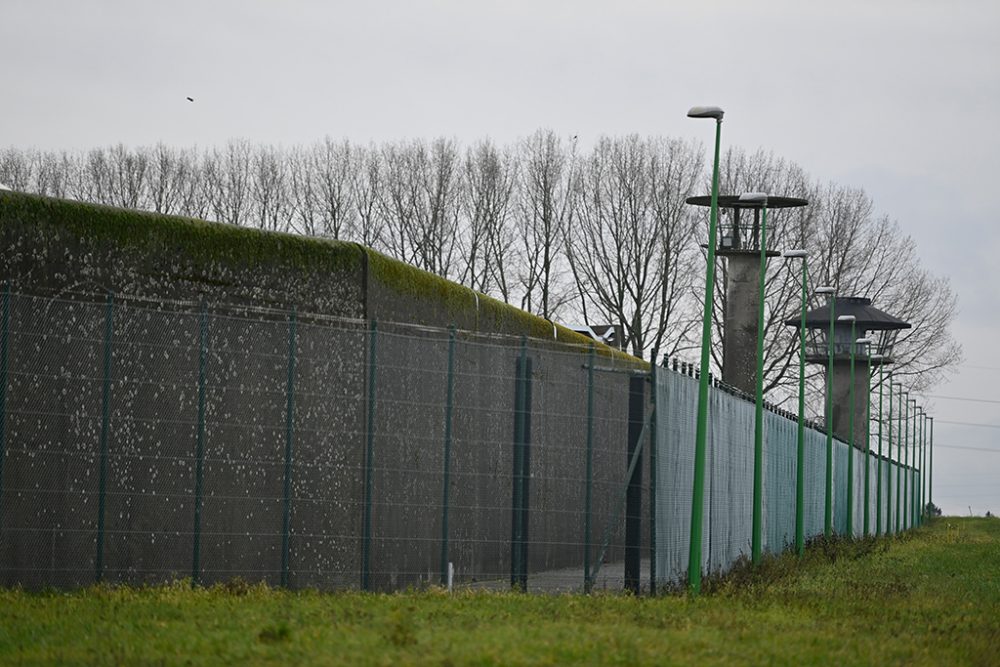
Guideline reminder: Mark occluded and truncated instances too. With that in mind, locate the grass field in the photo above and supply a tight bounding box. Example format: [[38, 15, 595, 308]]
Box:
[[2, 517, 998, 665]]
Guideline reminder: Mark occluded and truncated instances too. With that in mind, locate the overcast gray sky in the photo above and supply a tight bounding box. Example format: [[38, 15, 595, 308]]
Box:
[[3, 0, 998, 516]]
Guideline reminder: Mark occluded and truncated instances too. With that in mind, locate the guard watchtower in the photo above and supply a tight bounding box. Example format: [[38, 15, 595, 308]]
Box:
[[687, 194, 808, 394], [786, 296, 910, 445]]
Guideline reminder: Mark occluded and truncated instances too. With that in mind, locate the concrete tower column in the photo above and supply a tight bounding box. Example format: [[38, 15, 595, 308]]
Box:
[[722, 254, 761, 394], [830, 360, 870, 448]]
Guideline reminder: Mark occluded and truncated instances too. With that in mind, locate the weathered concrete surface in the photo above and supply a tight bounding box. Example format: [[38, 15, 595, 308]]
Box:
[[830, 361, 872, 449], [0, 192, 647, 591], [722, 254, 762, 395]]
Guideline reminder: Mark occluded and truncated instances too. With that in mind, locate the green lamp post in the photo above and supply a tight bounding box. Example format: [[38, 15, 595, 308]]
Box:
[[916, 407, 924, 525], [910, 398, 918, 528], [784, 249, 809, 556], [686, 105, 724, 595], [927, 417, 934, 516], [871, 354, 884, 535], [856, 337, 875, 537], [837, 314, 857, 536], [814, 285, 836, 537], [903, 395, 911, 530], [895, 382, 906, 533], [886, 377, 894, 533]]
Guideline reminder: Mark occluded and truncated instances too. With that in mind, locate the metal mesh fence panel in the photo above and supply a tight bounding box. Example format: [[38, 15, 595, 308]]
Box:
[[803, 428, 827, 539], [0, 289, 920, 593], [653, 368, 697, 587], [763, 411, 796, 553], [833, 440, 849, 536], [705, 387, 753, 575], [1, 294, 106, 588], [287, 320, 366, 589]]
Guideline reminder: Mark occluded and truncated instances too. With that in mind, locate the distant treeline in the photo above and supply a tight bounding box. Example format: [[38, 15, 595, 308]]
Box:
[[0, 132, 960, 401]]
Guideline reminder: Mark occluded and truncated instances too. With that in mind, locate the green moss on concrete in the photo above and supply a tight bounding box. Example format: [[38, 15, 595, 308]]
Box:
[[362, 247, 643, 365], [0, 190, 363, 275], [0, 190, 644, 365]]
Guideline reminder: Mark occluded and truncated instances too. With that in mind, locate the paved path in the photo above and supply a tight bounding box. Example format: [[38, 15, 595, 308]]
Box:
[[463, 559, 653, 594]]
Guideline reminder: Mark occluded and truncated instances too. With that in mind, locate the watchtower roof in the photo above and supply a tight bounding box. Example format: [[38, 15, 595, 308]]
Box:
[[785, 296, 911, 330]]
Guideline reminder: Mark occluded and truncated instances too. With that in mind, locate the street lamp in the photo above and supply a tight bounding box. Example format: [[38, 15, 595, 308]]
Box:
[[906, 398, 917, 528], [886, 376, 894, 533], [815, 285, 837, 537], [901, 393, 910, 530], [871, 353, 885, 535], [784, 249, 808, 556], [687, 104, 724, 595], [922, 411, 929, 520], [838, 314, 857, 536], [927, 417, 934, 516], [916, 407, 925, 525], [895, 382, 906, 533], [741, 192, 769, 565], [856, 337, 875, 537], [785, 250, 809, 556]]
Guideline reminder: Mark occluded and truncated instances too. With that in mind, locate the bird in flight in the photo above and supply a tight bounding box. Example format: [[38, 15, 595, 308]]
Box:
[[186, 96, 195, 102]]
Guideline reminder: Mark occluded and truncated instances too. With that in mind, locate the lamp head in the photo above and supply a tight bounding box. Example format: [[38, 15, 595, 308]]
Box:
[[837, 315, 856, 322], [783, 249, 808, 259], [815, 286, 836, 295], [687, 106, 725, 120], [856, 337, 874, 345]]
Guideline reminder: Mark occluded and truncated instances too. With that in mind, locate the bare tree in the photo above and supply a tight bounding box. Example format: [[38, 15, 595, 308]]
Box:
[[312, 138, 355, 239], [249, 145, 290, 232], [350, 144, 383, 248], [568, 135, 701, 360], [0, 148, 35, 191], [203, 140, 252, 226], [377, 138, 462, 279], [515, 129, 576, 320], [459, 139, 517, 298]]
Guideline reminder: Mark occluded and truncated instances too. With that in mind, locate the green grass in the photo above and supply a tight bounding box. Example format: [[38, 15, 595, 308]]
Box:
[[2, 518, 998, 665]]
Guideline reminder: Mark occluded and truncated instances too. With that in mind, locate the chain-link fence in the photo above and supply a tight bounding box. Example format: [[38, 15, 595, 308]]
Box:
[[0, 290, 653, 592], [0, 289, 922, 593], [653, 364, 921, 586]]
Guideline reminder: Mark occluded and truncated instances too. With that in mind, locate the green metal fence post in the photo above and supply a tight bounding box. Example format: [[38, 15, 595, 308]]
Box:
[[439, 325, 456, 586], [896, 382, 904, 533], [928, 417, 934, 513], [795, 259, 807, 556], [0, 282, 9, 525], [583, 344, 595, 593], [887, 379, 893, 533], [824, 298, 836, 537], [649, 363, 657, 596], [511, 337, 527, 590], [922, 412, 928, 521], [863, 354, 871, 537], [876, 362, 883, 535], [95, 291, 114, 583], [192, 302, 208, 586], [751, 202, 769, 565], [280, 308, 297, 588], [847, 320, 856, 537], [921, 413, 928, 520], [918, 413, 924, 522], [361, 320, 378, 591], [903, 396, 910, 530]]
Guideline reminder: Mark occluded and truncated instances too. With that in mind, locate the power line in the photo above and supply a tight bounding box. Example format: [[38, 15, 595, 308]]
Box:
[[934, 444, 1000, 454], [924, 394, 1000, 405], [935, 419, 1000, 429]]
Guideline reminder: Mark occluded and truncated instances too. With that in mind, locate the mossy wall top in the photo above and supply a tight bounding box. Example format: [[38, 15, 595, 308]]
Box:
[[0, 190, 639, 361]]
